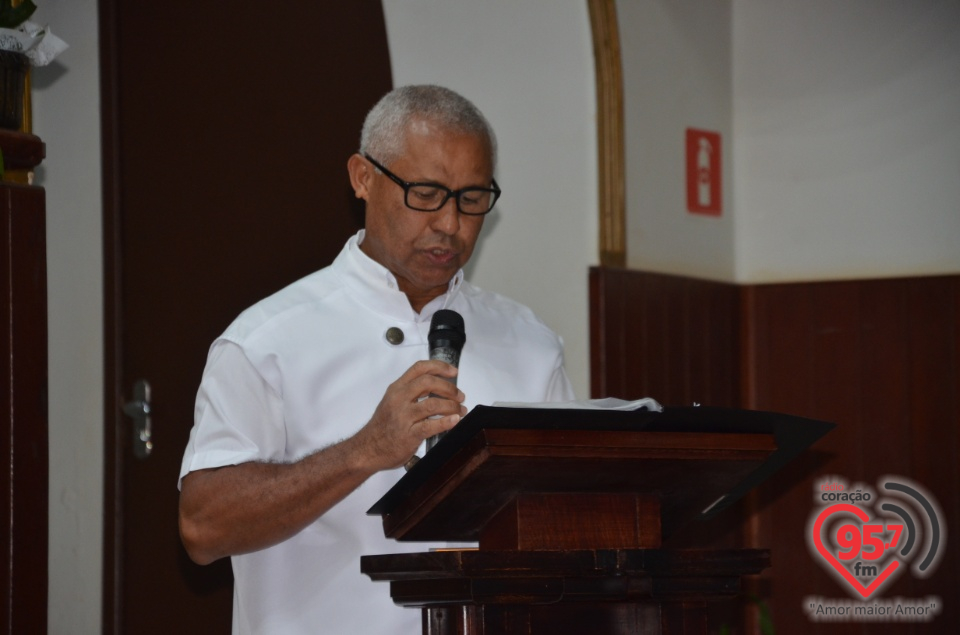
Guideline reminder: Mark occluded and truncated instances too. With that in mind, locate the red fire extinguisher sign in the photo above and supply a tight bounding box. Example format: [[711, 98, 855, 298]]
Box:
[[686, 128, 722, 216]]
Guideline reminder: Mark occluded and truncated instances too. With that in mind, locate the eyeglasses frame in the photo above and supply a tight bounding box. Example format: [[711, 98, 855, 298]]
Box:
[[363, 154, 501, 216]]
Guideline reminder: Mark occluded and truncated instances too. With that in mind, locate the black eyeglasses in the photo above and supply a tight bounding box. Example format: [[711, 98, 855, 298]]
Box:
[[364, 154, 501, 216]]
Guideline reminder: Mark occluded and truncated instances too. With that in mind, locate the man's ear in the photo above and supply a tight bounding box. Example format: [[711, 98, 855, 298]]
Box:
[[347, 153, 371, 200]]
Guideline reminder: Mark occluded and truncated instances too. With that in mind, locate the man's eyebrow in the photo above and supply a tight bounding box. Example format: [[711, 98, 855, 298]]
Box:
[[410, 176, 492, 190]]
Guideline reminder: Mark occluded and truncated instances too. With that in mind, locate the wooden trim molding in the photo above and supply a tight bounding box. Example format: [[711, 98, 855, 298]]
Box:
[[99, 0, 127, 630], [587, 0, 626, 267]]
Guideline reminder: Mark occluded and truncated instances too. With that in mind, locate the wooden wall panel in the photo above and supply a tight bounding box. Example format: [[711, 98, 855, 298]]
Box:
[[745, 281, 877, 633], [744, 277, 960, 633], [590, 267, 739, 408], [591, 269, 960, 634]]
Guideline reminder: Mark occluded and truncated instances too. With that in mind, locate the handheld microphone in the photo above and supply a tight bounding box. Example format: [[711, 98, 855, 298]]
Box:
[[425, 309, 465, 452]]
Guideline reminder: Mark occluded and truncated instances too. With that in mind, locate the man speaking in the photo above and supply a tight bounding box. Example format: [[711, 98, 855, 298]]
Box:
[[178, 85, 574, 634]]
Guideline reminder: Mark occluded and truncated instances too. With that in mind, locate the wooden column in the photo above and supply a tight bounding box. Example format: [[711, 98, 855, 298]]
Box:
[[0, 129, 47, 635]]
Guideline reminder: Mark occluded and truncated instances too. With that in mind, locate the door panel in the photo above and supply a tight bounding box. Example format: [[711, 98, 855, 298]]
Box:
[[100, 4, 393, 632]]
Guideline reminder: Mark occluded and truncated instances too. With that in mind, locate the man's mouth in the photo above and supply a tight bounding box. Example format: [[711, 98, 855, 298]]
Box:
[[423, 248, 458, 266]]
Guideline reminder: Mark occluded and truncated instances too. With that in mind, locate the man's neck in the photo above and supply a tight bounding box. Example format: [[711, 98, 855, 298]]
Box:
[[401, 284, 444, 315]]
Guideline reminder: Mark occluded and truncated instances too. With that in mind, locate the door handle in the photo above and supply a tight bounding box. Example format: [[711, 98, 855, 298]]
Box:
[[123, 379, 153, 459]]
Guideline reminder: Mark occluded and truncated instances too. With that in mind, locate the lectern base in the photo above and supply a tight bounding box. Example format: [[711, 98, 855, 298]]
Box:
[[361, 548, 770, 635]]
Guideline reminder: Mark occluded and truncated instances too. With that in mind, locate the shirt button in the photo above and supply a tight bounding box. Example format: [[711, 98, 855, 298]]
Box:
[[385, 327, 404, 345]]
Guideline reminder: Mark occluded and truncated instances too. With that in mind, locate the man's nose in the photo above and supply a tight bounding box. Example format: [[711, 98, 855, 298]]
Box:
[[430, 197, 461, 235]]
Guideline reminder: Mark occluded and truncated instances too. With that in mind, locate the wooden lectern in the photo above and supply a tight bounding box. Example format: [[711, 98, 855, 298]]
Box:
[[362, 405, 832, 634]]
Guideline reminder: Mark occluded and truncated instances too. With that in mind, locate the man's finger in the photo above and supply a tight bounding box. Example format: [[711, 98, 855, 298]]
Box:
[[412, 392, 465, 421], [416, 413, 462, 439], [400, 359, 459, 382]]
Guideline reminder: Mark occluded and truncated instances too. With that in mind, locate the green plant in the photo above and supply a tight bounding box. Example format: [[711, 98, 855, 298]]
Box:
[[753, 595, 775, 635], [0, 0, 36, 29]]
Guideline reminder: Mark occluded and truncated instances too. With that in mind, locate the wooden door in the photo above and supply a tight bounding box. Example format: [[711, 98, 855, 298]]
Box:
[[99, 4, 392, 632]]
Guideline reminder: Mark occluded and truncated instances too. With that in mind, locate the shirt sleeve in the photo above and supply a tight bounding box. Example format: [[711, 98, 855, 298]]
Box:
[[178, 339, 285, 488]]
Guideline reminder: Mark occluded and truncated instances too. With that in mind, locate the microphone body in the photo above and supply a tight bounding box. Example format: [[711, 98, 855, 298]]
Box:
[[425, 309, 465, 452]]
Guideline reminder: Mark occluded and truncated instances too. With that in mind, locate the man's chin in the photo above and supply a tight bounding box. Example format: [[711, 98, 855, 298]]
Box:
[[400, 269, 459, 297]]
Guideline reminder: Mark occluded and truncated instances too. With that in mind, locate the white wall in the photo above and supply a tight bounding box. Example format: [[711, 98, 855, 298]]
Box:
[[733, 0, 960, 282], [618, 0, 960, 284], [29, 1, 103, 634], [619, 0, 736, 280], [382, 0, 598, 399]]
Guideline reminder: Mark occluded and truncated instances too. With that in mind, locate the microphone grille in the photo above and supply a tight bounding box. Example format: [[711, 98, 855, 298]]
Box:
[[429, 309, 465, 347]]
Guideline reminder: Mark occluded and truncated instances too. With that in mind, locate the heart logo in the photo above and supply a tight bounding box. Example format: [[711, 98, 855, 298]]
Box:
[[811, 503, 901, 599]]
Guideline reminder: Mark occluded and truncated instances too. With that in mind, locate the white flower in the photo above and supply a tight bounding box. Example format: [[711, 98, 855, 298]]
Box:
[[0, 20, 68, 66]]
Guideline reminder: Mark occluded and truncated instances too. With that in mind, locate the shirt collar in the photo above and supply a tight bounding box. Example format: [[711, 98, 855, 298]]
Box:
[[339, 230, 463, 322]]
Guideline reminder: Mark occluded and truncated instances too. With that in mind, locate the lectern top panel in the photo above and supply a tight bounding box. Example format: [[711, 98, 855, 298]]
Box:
[[367, 405, 833, 542]]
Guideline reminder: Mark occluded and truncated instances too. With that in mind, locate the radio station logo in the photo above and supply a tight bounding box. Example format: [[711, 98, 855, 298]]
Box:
[[804, 475, 944, 622]]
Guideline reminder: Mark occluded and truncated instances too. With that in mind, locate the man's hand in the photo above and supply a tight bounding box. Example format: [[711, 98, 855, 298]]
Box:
[[354, 359, 467, 471]]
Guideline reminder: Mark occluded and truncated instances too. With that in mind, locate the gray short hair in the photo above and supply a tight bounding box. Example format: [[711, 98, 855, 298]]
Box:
[[359, 85, 497, 171]]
